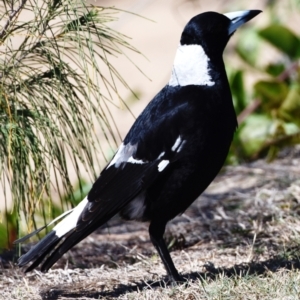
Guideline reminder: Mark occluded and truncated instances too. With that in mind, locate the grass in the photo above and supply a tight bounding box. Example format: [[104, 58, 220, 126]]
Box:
[[1, 146, 300, 299], [1, 261, 300, 299]]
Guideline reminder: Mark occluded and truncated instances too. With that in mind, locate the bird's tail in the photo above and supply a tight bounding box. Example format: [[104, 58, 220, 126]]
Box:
[[15, 196, 114, 272]]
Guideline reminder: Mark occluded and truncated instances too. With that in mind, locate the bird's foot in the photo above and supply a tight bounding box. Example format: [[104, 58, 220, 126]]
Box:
[[169, 274, 188, 287]]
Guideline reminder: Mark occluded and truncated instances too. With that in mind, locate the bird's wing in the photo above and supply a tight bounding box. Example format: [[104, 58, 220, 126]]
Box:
[[17, 86, 190, 271], [77, 86, 191, 227], [78, 119, 188, 228]]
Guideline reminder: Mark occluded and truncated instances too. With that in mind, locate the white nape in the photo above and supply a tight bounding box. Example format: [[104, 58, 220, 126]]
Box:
[[158, 160, 170, 172], [53, 197, 88, 238], [169, 44, 215, 87]]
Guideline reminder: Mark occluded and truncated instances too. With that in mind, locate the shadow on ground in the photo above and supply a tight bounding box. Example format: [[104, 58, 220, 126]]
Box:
[[39, 255, 300, 300], [3, 148, 300, 299]]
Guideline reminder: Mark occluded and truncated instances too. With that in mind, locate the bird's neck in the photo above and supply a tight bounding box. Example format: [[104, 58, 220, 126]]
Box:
[[168, 44, 225, 87]]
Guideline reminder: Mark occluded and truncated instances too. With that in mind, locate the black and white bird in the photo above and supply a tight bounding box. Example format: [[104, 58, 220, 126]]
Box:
[[16, 10, 261, 282]]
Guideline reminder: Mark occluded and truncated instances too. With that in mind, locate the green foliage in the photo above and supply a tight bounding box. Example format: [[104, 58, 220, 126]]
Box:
[[255, 81, 288, 106], [230, 70, 246, 115], [0, 0, 142, 249], [258, 25, 300, 59], [228, 3, 300, 162], [279, 85, 300, 126], [0, 207, 18, 250]]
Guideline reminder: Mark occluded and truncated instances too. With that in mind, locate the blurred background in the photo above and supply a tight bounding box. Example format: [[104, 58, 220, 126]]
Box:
[[0, 0, 299, 253]]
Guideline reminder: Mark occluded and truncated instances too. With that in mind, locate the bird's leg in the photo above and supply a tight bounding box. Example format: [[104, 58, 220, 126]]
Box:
[[149, 221, 184, 283]]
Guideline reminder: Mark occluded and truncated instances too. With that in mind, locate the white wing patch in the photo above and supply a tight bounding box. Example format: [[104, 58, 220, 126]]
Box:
[[53, 197, 88, 238], [107, 143, 147, 168], [107, 143, 126, 168], [171, 136, 186, 152], [169, 44, 215, 87], [127, 156, 147, 164], [157, 151, 165, 159], [158, 160, 170, 172], [177, 140, 186, 152], [108, 139, 184, 173], [172, 136, 182, 151]]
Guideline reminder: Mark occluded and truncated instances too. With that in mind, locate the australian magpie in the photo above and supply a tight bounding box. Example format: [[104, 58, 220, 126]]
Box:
[[15, 10, 261, 282]]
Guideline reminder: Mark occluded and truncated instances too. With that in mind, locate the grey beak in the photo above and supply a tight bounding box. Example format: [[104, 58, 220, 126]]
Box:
[[224, 10, 262, 35]]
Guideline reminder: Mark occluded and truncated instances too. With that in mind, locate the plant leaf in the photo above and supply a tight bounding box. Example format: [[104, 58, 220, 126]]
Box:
[[230, 70, 246, 114], [258, 25, 300, 58], [254, 80, 289, 109], [278, 84, 300, 126], [265, 63, 285, 77]]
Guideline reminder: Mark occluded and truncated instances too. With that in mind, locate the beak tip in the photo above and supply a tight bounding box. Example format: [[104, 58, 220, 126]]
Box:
[[225, 9, 262, 35], [249, 9, 263, 17]]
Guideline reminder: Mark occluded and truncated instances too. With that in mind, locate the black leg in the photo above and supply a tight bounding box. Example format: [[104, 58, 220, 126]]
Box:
[[149, 221, 184, 283]]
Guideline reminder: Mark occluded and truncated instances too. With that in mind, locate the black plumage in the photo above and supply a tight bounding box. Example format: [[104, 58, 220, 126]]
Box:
[[16, 10, 261, 282]]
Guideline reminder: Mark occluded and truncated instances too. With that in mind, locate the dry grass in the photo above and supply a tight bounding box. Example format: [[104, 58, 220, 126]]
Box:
[[1, 146, 300, 299]]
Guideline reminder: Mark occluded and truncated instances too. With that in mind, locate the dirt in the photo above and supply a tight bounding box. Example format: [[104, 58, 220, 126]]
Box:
[[1, 146, 300, 299]]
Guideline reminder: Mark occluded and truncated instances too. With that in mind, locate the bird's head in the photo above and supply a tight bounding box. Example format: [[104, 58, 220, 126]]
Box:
[[180, 10, 261, 58]]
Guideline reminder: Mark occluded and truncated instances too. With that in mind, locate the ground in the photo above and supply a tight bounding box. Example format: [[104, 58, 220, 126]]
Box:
[[1, 146, 300, 299]]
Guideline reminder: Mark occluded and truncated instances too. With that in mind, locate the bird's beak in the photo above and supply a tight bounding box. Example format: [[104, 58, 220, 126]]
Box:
[[224, 10, 262, 35]]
